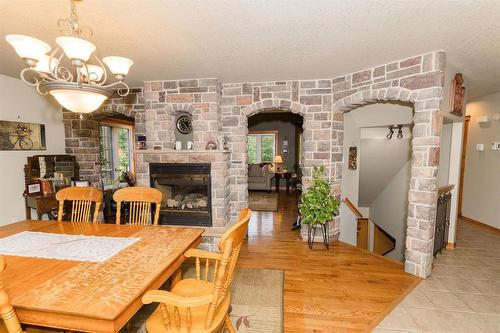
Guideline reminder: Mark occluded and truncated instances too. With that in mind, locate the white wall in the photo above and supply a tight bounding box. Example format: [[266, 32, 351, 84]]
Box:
[[369, 160, 411, 261], [0, 75, 65, 224], [437, 123, 453, 186], [447, 122, 464, 243], [462, 92, 500, 229], [339, 112, 360, 245]]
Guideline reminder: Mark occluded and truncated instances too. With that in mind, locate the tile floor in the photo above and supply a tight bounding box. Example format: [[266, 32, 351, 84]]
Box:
[[374, 219, 500, 333]]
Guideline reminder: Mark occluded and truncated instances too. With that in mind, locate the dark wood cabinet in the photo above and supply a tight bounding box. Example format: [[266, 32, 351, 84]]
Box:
[[23, 155, 79, 220]]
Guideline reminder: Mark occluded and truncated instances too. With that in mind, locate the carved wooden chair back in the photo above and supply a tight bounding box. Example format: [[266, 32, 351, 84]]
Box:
[[113, 187, 162, 225], [218, 208, 251, 294], [56, 187, 102, 224], [0, 256, 24, 333], [141, 208, 251, 331]]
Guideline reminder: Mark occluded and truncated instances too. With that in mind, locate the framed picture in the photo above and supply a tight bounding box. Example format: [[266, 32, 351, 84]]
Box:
[[348, 147, 357, 170], [450, 73, 465, 117], [0, 121, 46, 150], [72, 180, 90, 187], [25, 182, 41, 195]]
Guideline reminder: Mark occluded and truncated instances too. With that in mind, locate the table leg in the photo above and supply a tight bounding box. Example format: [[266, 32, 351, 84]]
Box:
[[275, 175, 280, 192], [286, 177, 290, 193]]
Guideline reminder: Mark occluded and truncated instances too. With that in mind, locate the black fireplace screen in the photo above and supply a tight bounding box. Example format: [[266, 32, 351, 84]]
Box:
[[150, 163, 212, 227]]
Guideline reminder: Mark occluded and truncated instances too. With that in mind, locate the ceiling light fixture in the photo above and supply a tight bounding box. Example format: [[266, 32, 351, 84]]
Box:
[[5, 0, 133, 115]]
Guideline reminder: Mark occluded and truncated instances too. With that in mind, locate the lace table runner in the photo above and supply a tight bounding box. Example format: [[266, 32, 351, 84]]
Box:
[[0, 231, 140, 262]]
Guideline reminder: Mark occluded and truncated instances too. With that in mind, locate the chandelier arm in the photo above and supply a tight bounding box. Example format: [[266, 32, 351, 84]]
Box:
[[20, 68, 41, 87], [47, 47, 63, 79], [35, 83, 49, 96], [92, 53, 108, 85], [103, 81, 130, 97]]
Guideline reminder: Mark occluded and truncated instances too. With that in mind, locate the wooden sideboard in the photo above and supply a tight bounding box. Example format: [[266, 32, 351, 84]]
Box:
[[24, 155, 79, 220]]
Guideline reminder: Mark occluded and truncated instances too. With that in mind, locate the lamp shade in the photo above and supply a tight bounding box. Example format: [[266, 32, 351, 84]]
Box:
[[56, 36, 96, 61], [274, 155, 283, 163], [5, 34, 51, 61], [80, 65, 105, 82], [49, 89, 108, 113], [34, 55, 59, 74], [102, 56, 133, 76]]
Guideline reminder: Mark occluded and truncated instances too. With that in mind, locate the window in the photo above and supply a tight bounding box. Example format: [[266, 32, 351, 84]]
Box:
[[99, 123, 134, 186], [248, 132, 276, 164]]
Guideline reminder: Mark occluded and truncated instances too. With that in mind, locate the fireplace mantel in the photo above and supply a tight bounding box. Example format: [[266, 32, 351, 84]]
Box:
[[134, 149, 231, 154]]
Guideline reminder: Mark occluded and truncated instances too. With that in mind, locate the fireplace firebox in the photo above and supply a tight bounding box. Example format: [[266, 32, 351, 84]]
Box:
[[150, 163, 211, 227]]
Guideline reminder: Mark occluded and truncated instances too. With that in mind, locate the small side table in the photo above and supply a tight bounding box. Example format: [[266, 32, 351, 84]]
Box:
[[25, 194, 58, 220], [274, 172, 292, 193]]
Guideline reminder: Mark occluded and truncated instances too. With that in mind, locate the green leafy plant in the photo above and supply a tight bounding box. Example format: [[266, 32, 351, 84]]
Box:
[[299, 165, 339, 227]]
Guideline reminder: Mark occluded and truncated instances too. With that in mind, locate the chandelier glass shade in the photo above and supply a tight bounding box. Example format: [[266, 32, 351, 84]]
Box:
[[5, 0, 133, 114]]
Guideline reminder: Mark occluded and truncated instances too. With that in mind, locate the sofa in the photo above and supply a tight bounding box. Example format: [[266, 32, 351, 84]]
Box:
[[248, 163, 274, 191]]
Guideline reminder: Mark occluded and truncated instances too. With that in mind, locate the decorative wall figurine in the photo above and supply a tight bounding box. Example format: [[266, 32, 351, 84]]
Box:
[[282, 136, 288, 155], [450, 73, 465, 116], [348, 146, 357, 170], [0, 120, 46, 150], [205, 140, 218, 150]]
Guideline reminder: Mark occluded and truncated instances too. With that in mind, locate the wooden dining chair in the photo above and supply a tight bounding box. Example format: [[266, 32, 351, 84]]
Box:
[[0, 257, 23, 333], [55, 187, 102, 224], [141, 208, 252, 333], [113, 187, 162, 225]]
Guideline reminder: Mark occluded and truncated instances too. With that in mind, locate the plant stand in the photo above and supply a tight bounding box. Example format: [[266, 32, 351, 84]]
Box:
[[307, 223, 330, 250]]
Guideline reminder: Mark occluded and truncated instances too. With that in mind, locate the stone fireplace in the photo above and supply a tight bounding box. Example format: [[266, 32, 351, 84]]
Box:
[[134, 150, 230, 228], [150, 163, 212, 227]]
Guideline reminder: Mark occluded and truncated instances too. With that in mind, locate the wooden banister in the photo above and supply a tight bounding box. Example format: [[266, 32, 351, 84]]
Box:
[[438, 184, 455, 194], [342, 198, 363, 219]]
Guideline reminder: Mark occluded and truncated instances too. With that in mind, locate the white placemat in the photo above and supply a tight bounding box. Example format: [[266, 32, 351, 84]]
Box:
[[0, 231, 140, 262]]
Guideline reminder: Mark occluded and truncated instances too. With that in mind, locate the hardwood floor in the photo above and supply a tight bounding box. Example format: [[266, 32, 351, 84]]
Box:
[[238, 192, 420, 332]]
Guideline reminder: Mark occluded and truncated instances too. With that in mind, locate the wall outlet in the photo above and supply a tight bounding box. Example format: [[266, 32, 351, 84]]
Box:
[[496, 142, 500, 150], [476, 144, 484, 151]]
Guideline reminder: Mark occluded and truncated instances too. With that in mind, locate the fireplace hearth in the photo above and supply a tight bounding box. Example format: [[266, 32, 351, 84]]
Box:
[[150, 163, 211, 227]]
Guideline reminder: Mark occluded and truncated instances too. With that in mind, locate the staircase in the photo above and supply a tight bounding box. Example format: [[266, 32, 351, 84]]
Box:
[[343, 198, 396, 256]]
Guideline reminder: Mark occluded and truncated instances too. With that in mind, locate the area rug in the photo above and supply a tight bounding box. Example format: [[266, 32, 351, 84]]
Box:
[[129, 267, 283, 333], [248, 191, 279, 212]]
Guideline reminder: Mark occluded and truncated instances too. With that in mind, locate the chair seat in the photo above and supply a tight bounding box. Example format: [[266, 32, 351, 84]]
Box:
[[145, 279, 230, 333]]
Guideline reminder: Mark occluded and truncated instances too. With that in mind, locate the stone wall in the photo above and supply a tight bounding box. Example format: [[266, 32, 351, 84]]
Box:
[[63, 88, 143, 186], [142, 79, 222, 150], [63, 51, 447, 278]]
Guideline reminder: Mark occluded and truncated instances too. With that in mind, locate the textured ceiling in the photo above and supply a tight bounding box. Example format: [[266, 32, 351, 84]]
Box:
[[1, 0, 499, 98]]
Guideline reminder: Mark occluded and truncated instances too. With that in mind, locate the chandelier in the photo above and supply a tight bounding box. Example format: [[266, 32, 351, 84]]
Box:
[[5, 0, 133, 114]]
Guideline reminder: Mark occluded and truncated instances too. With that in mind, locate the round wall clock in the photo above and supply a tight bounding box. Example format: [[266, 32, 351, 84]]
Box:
[[176, 115, 192, 134]]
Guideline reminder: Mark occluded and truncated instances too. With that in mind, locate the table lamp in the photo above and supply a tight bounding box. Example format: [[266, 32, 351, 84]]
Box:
[[274, 155, 283, 172]]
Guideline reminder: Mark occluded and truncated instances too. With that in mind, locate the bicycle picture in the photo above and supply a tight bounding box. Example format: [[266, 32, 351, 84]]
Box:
[[0, 120, 46, 151]]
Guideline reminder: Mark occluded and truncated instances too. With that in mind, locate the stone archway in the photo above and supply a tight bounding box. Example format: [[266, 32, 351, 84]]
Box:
[[231, 98, 341, 239], [334, 86, 444, 278]]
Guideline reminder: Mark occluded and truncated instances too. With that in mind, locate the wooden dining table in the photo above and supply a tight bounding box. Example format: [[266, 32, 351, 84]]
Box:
[[0, 220, 204, 333]]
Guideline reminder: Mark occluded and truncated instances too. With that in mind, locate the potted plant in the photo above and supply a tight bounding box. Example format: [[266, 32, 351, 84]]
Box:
[[299, 165, 339, 249]]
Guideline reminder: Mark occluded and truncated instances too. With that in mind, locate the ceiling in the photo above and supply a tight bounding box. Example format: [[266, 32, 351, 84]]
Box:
[[1, 0, 499, 98]]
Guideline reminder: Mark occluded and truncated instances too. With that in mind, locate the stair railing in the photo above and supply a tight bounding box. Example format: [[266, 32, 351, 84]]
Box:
[[433, 184, 454, 256], [342, 198, 396, 256]]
